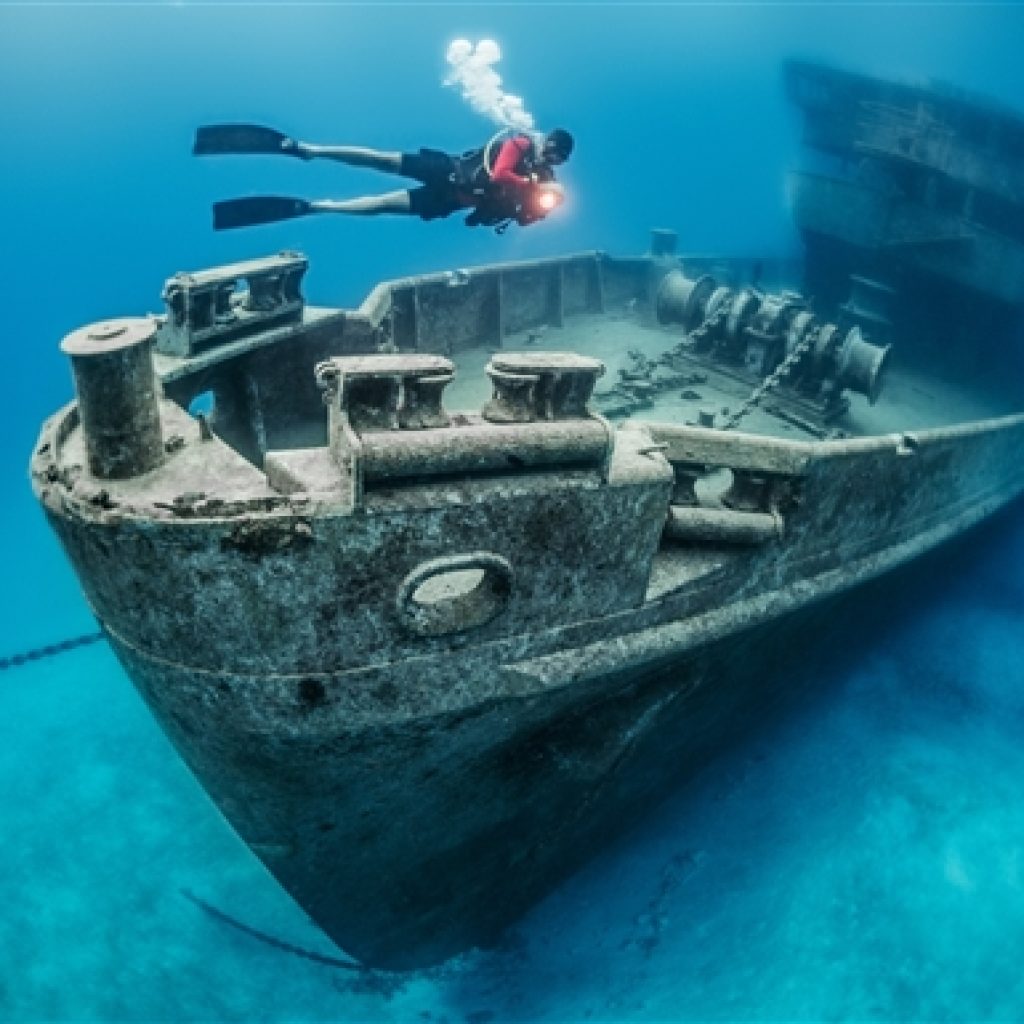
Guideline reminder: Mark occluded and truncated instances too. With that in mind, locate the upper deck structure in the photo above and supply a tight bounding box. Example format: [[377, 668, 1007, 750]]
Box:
[[784, 59, 1024, 356]]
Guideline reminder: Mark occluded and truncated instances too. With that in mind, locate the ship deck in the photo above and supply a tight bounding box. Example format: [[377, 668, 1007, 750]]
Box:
[[443, 312, 1020, 442], [445, 313, 1019, 610]]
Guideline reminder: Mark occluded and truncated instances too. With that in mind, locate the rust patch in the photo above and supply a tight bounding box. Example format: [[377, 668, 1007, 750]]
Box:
[[220, 519, 314, 558]]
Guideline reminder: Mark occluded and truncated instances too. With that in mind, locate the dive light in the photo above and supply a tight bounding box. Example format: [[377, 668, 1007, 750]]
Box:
[[532, 181, 565, 215]]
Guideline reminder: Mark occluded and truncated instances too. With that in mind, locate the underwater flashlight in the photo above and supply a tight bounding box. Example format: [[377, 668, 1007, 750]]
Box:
[[533, 181, 565, 214]]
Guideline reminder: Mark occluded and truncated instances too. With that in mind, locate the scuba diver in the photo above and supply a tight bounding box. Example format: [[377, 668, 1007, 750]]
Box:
[[193, 124, 574, 234]]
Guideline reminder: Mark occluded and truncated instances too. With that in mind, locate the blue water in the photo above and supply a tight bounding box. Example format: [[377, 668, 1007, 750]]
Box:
[[3, 3, 1024, 1020]]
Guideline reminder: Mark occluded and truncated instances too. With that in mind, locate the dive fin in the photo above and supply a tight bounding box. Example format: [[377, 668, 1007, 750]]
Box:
[[194, 123, 303, 157], [213, 196, 313, 231]]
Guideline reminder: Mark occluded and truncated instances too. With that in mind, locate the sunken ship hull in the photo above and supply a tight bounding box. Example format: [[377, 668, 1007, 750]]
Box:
[[31, 246, 1024, 968], [783, 59, 1024, 359]]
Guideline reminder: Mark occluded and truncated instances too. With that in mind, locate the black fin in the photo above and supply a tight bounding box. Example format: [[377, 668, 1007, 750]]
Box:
[[193, 123, 299, 157], [212, 196, 313, 231]]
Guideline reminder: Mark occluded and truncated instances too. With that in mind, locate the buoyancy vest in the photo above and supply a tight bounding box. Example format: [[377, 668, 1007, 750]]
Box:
[[455, 133, 555, 229], [452, 132, 547, 194]]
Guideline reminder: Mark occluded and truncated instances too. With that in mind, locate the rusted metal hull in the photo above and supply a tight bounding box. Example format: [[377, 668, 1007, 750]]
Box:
[[784, 58, 1024, 362], [29, 242, 1024, 969], [34, 403, 1024, 967], [788, 171, 1024, 309], [105, 600, 834, 969]]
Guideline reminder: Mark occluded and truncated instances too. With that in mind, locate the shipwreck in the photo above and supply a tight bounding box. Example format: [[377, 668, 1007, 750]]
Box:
[[785, 58, 1024, 362], [30, 232, 1024, 968]]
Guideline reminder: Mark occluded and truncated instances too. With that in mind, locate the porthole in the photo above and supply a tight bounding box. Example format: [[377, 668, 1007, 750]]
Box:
[[396, 552, 513, 638]]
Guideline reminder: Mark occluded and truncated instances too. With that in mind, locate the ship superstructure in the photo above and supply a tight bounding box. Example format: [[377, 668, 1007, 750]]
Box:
[[784, 59, 1024, 365]]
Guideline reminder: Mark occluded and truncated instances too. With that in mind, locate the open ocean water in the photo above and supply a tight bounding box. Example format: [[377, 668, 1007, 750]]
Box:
[[3, 3, 1024, 1020]]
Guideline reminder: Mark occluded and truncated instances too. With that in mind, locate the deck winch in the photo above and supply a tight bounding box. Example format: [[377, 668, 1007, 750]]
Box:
[[656, 268, 891, 409]]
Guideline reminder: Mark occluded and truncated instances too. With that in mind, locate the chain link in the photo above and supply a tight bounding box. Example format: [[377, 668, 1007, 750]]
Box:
[[720, 326, 818, 431], [687, 303, 729, 346]]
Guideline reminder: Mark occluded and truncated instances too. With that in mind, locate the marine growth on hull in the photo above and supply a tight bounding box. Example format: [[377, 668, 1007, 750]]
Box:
[[30, 234, 1024, 968]]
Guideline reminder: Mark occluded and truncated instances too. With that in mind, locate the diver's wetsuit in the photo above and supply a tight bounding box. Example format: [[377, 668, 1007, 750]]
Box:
[[401, 134, 548, 225]]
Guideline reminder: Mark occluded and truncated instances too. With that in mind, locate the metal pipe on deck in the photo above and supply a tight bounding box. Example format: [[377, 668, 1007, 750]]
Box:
[[664, 505, 784, 545], [358, 418, 612, 480]]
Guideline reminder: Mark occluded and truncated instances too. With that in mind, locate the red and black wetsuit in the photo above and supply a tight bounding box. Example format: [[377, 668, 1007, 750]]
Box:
[[488, 135, 536, 190], [398, 135, 547, 226]]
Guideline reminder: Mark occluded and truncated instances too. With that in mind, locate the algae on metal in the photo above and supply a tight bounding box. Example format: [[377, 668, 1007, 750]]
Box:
[[31, 238, 1024, 969]]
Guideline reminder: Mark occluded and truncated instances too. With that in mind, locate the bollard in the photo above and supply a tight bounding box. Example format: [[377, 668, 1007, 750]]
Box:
[[60, 318, 164, 479]]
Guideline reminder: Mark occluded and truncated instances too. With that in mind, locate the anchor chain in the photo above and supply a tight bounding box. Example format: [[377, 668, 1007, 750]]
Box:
[[686, 302, 730, 348], [720, 325, 819, 431], [0, 631, 105, 673]]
